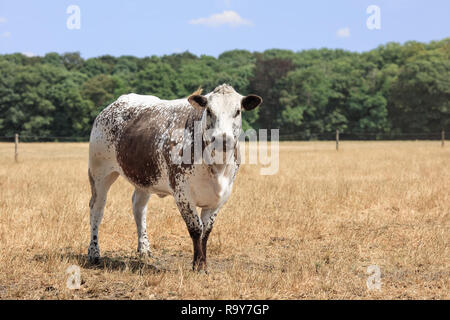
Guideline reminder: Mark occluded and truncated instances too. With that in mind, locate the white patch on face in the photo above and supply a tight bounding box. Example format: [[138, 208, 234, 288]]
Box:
[[205, 92, 242, 140]]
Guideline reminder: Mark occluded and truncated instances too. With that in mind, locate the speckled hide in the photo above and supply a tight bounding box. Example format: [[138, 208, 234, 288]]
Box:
[[87, 84, 262, 271]]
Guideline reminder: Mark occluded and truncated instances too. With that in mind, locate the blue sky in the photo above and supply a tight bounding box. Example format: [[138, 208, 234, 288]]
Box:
[[0, 0, 449, 58]]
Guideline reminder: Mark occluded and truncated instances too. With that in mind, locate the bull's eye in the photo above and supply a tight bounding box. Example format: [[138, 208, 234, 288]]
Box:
[[206, 109, 212, 117], [234, 109, 241, 117]]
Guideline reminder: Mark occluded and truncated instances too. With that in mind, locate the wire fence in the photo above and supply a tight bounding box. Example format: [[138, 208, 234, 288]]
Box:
[[0, 135, 90, 143], [0, 130, 446, 163], [0, 130, 447, 143], [276, 131, 446, 141]]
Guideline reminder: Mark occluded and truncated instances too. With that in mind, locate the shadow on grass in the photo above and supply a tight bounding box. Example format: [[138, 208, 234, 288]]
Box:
[[33, 251, 164, 274], [33, 249, 274, 274]]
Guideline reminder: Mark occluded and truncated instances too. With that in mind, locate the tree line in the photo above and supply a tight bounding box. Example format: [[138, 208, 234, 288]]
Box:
[[0, 38, 448, 141]]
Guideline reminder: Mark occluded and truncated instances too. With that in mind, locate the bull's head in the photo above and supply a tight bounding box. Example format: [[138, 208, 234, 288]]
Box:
[[188, 84, 263, 164]]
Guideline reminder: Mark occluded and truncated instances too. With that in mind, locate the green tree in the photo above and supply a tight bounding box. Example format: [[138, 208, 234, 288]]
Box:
[[248, 54, 295, 130], [390, 46, 450, 133], [135, 62, 184, 99]]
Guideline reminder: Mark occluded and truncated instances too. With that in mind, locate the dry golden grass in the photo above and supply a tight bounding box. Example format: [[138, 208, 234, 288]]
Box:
[[0, 141, 448, 299]]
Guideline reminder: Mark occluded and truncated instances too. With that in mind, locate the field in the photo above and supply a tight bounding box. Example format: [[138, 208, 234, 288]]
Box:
[[0, 141, 448, 299]]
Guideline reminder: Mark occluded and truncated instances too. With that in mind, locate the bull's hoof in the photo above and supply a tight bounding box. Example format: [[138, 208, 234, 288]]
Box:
[[192, 261, 207, 273], [138, 250, 154, 259], [88, 255, 100, 264], [88, 246, 100, 264], [137, 241, 152, 257]]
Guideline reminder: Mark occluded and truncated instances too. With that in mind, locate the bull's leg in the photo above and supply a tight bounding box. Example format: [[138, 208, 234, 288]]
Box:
[[174, 192, 205, 271], [88, 169, 118, 264], [132, 189, 151, 257], [200, 207, 220, 268]]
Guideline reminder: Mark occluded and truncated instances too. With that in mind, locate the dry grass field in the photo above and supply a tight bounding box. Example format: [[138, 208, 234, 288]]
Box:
[[0, 141, 448, 300]]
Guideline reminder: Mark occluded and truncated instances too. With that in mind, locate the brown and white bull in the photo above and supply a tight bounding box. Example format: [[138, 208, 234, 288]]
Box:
[[88, 84, 262, 271]]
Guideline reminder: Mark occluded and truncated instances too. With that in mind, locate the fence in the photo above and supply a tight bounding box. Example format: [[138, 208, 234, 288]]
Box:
[[0, 130, 446, 162], [275, 130, 446, 141]]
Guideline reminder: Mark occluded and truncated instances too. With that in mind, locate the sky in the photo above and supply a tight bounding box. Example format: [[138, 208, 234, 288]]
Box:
[[0, 0, 449, 58]]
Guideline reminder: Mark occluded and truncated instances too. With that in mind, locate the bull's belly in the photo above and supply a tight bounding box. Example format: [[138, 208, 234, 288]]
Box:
[[118, 165, 173, 197]]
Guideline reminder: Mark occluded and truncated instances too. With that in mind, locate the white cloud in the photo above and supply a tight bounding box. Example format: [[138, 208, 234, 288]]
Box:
[[0, 17, 6, 24], [1, 31, 11, 38], [189, 10, 252, 27], [336, 27, 350, 38]]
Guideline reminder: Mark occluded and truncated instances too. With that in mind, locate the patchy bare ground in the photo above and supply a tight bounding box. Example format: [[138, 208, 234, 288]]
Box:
[[0, 141, 448, 299]]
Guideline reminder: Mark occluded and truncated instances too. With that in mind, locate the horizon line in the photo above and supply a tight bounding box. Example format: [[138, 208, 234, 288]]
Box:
[[1, 37, 448, 60]]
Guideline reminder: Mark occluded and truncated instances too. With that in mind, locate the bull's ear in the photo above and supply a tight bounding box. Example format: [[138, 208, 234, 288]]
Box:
[[241, 94, 263, 111], [188, 95, 208, 110]]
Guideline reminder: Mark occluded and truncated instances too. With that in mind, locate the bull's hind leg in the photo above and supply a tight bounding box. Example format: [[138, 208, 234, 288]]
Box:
[[132, 189, 152, 257], [88, 169, 119, 263]]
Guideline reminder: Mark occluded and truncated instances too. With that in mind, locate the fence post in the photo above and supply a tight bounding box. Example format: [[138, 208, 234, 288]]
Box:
[[336, 129, 339, 151], [442, 130, 445, 148], [14, 133, 19, 162]]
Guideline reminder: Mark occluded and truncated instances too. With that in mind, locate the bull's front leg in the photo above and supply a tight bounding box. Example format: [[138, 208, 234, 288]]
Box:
[[174, 192, 205, 271], [200, 207, 220, 268]]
